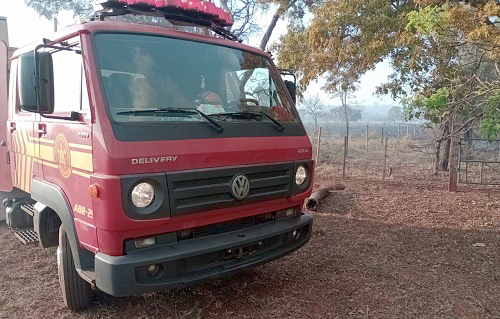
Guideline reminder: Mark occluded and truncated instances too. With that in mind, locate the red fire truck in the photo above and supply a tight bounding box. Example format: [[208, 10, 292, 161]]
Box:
[[0, 0, 313, 311]]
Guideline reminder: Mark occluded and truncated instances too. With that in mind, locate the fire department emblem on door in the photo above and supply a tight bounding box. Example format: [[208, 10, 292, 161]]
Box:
[[231, 174, 250, 200], [53, 134, 72, 178]]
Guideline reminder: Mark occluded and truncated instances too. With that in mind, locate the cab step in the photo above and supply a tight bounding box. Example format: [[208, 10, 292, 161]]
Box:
[[14, 228, 38, 245], [78, 269, 96, 286], [20, 203, 35, 217]]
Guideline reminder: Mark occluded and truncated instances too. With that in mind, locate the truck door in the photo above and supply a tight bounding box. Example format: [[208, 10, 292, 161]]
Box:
[[0, 41, 12, 191], [39, 40, 93, 183], [38, 39, 97, 251]]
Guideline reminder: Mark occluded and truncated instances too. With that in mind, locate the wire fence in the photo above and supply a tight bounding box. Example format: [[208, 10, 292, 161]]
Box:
[[459, 138, 500, 185], [309, 123, 433, 183], [309, 124, 500, 189], [307, 122, 426, 139]]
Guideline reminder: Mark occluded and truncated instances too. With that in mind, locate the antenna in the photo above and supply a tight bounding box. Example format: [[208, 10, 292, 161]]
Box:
[[93, 0, 238, 41]]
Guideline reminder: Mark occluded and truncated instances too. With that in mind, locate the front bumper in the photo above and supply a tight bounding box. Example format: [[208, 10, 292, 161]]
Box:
[[94, 214, 312, 297]]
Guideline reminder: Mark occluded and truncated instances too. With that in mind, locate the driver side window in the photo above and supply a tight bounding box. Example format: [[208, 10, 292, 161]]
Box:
[[51, 41, 88, 113]]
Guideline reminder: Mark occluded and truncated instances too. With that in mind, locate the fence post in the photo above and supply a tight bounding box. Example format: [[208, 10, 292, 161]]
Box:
[[448, 134, 459, 192], [365, 125, 369, 150], [381, 127, 384, 145], [413, 125, 416, 136], [343, 135, 348, 179], [406, 124, 409, 135], [480, 162, 483, 184], [315, 127, 321, 165], [382, 137, 389, 182], [398, 124, 401, 138]]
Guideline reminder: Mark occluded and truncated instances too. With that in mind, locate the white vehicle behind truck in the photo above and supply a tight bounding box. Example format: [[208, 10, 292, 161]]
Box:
[[0, 17, 8, 46]]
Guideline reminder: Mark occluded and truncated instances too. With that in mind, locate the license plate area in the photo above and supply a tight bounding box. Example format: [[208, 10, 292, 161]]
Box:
[[224, 242, 262, 260]]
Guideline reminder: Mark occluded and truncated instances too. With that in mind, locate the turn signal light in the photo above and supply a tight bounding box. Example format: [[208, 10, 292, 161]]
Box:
[[88, 184, 99, 197]]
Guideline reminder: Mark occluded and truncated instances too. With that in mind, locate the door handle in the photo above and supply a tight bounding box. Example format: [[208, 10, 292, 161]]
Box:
[[9, 122, 15, 133], [38, 124, 47, 137]]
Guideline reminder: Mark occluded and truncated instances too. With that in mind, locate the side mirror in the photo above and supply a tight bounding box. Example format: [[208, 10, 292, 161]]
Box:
[[18, 52, 54, 113], [284, 80, 296, 104]]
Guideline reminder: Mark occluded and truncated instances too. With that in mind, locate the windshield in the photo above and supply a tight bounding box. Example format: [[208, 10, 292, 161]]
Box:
[[94, 33, 299, 124]]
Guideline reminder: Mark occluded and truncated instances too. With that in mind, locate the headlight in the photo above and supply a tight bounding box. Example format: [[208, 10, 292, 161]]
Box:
[[295, 165, 307, 185], [131, 182, 155, 208]]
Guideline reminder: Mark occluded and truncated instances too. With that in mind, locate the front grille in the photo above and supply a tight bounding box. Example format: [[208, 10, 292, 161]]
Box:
[[166, 162, 294, 215]]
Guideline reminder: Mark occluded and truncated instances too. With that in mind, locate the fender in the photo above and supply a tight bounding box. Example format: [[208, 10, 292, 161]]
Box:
[[30, 178, 94, 271]]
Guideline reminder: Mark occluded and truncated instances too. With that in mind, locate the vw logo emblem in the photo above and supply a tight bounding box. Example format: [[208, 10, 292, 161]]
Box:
[[231, 174, 250, 200]]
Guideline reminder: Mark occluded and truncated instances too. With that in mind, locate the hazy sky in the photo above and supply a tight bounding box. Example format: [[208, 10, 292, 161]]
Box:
[[2, 0, 397, 107]]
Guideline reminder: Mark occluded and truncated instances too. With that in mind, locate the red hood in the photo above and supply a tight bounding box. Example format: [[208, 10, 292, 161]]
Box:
[[93, 135, 312, 175]]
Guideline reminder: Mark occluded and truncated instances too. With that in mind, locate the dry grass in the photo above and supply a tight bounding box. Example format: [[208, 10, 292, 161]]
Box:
[[313, 134, 433, 171], [1, 136, 500, 318]]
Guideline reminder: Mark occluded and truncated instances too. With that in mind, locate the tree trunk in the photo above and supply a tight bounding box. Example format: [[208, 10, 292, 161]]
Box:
[[341, 92, 349, 157], [448, 117, 461, 192], [260, 11, 280, 51], [305, 184, 346, 211], [259, 0, 297, 51], [439, 122, 451, 171], [440, 138, 451, 171]]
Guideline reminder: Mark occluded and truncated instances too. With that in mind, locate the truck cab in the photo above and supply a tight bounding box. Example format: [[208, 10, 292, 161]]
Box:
[[0, 1, 313, 311]]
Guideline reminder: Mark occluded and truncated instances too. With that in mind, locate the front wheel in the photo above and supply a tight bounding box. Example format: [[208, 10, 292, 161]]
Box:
[[57, 225, 92, 311]]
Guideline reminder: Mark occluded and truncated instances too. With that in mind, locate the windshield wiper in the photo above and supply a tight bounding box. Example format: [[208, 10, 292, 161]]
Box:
[[116, 108, 224, 133], [212, 111, 285, 132]]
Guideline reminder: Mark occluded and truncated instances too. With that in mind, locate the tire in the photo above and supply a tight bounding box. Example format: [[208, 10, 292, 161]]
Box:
[[57, 225, 92, 311]]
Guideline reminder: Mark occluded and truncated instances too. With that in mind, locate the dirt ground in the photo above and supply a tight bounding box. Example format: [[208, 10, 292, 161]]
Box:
[[1, 139, 500, 319]]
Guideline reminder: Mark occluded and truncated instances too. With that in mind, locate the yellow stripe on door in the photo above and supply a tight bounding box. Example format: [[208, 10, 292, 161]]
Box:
[[39, 143, 93, 172]]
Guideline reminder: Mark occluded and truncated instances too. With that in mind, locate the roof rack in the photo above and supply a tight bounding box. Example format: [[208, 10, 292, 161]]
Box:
[[92, 0, 239, 41]]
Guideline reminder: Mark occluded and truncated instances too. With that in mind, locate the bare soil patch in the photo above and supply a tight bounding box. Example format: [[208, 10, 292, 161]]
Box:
[[1, 141, 500, 318]]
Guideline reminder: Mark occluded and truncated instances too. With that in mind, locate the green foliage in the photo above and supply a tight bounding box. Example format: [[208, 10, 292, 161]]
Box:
[[405, 5, 446, 34], [480, 90, 500, 139], [480, 117, 500, 139], [424, 87, 449, 111], [401, 87, 450, 124]]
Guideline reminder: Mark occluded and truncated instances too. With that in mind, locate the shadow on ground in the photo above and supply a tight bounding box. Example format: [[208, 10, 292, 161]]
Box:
[[2, 213, 500, 319]]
